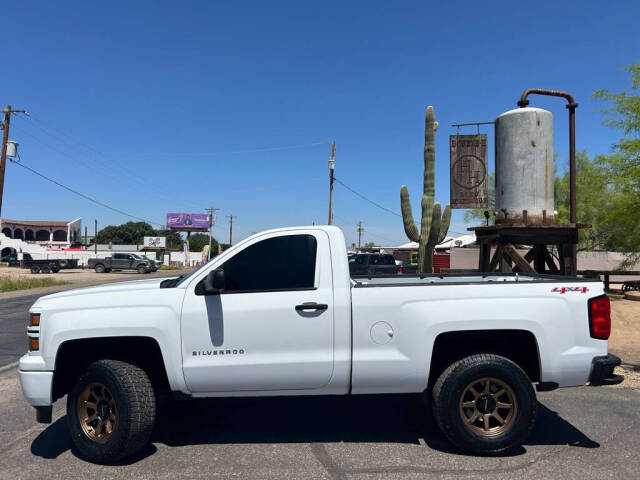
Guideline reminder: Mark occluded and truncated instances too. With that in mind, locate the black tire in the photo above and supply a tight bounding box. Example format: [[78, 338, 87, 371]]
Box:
[[51, 265, 60, 273], [137, 265, 148, 274], [94, 264, 106, 273], [40, 265, 51, 274], [67, 360, 156, 464], [431, 354, 537, 455], [30, 265, 41, 274]]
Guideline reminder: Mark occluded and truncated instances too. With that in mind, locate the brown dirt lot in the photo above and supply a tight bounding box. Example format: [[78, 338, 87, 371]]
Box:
[[609, 297, 640, 388], [0, 265, 191, 299]]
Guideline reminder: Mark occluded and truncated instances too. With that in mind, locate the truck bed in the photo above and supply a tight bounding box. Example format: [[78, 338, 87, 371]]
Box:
[[351, 272, 600, 287]]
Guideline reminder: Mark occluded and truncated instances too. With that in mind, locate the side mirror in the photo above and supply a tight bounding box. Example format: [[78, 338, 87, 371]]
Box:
[[195, 268, 225, 295]]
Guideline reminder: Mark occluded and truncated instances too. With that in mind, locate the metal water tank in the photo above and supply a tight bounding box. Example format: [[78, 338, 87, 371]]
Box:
[[495, 107, 554, 224]]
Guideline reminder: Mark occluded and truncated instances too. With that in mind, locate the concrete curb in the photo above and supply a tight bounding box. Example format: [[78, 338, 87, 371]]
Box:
[[0, 361, 19, 373]]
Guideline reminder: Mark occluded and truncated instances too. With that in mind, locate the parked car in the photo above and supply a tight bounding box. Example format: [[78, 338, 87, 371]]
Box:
[[19, 253, 79, 274], [88, 253, 153, 274], [349, 253, 401, 275], [133, 254, 159, 272], [19, 225, 622, 463]]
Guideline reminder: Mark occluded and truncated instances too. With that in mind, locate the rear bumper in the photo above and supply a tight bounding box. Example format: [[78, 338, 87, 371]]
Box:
[[588, 354, 624, 386]]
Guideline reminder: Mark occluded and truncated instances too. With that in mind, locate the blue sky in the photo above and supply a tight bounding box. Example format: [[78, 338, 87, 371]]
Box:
[[3, 1, 639, 247]]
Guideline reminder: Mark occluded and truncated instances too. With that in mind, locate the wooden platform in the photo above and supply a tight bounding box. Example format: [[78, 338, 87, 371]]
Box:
[[468, 223, 590, 276]]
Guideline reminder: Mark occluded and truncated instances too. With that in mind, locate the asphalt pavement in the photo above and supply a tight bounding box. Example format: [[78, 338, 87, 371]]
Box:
[[1, 276, 639, 479]]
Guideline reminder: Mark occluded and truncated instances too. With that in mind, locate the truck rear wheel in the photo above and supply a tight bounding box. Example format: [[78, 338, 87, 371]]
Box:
[[94, 264, 105, 273], [40, 265, 51, 274], [30, 265, 40, 274], [431, 354, 537, 455], [67, 360, 156, 464]]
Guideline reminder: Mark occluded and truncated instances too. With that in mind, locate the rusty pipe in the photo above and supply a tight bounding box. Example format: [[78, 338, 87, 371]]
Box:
[[517, 88, 578, 275], [517, 88, 578, 224]]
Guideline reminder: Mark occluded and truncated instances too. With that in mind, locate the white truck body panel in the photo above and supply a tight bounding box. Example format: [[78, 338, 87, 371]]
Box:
[[19, 225, 608, 407]]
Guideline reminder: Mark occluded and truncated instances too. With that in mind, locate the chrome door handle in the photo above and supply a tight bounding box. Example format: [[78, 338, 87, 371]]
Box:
[[295, 303, 328, 311]]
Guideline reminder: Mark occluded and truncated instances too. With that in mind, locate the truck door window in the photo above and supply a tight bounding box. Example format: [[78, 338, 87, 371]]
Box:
[[222, 234, 317, 293]]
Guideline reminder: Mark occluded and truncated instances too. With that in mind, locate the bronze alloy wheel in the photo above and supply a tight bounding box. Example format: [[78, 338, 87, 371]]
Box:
[[77, 382, 118, 443], [458, 377, 518, 437]]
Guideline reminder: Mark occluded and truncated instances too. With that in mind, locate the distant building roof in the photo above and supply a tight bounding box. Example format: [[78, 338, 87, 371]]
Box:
[[1, 218, 70, 227]]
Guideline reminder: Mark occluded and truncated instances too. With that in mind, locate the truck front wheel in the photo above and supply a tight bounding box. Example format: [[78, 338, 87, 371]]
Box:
[[94, 264, 105, 273], [67, 360, 156, 464], [431, 354, 537, 455]]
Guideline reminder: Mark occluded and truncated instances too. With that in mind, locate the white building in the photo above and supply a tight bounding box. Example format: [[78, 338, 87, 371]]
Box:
[[0, 217, 82, 247]]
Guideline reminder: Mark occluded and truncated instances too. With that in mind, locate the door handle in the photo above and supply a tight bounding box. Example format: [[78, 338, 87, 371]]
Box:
[[295, 303, 328, 311]]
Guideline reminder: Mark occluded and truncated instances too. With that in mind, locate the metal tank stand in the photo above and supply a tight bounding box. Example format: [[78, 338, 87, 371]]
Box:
[[469, 223, 589, 276]]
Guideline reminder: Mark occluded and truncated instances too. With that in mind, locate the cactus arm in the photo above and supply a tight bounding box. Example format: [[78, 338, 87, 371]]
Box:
[[400, 186, 420, 243], [438, 204, 452, 243], [426, 201, 442, 248]]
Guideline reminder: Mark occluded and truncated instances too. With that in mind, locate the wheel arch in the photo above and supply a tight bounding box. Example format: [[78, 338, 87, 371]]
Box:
[[52, 336, 172, 401], [427, 329, 541, 391]]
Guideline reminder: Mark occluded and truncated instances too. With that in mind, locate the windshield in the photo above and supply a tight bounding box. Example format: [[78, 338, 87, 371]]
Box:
[[173, 258, 215, 287]]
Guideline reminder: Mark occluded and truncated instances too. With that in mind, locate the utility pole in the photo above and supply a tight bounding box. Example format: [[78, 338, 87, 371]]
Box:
[[94, 219, 98, 257], [0, 105, 28, 216], [357, 221, 364, 249], [225, 215, 235, 245], [327, 141, 336, 225], [205, 207, 220, 260]]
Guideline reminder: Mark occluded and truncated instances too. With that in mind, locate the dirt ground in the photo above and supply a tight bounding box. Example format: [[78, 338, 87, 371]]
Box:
[[609, 297, 640, 388]]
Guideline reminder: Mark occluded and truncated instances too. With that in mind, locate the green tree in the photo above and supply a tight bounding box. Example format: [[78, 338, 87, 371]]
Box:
[[364, 241, 376, 248], [95, 221, 155, 245], [554, 151, 611, 250], [188, 233, 218, 252], [96, 222, 184, 249], [463, 172, 495, 225], [592, 64, 640, 265]]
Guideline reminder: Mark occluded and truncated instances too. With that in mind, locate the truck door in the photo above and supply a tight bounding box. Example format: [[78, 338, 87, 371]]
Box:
[[180, 229, 334, 393]]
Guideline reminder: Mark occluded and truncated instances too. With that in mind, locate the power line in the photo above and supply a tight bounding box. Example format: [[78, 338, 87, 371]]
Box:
[[333, 177, 466, 236], [98, 141, 330, 157], [9, 157, 165, 227], [333, 177, 401, 217], [15, 115, 207, 211]]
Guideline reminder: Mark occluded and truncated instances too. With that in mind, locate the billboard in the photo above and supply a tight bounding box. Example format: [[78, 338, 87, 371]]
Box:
[[166, 213, 210, 231], [143, 236, 166, 249], [449, 134, 489, 208]]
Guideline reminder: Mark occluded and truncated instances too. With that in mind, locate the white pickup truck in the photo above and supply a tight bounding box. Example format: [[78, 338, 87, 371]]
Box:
[[19, 226, 622, 463]]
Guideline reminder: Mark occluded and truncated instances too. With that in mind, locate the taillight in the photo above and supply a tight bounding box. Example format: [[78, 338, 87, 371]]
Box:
[[397, 267, 403, 275], [588, 295, 611, 339]]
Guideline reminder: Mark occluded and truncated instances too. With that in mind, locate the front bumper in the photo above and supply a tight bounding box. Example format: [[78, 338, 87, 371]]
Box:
[[588, 354, 624, 386], [19, 369, 53, 406]]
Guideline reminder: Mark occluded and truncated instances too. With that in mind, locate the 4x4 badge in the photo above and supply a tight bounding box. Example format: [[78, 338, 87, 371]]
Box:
[[551, 287, 588, 294]]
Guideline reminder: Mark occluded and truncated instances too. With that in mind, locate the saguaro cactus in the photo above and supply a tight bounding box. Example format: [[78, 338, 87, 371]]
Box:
[[400, 106, 451, 273]]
